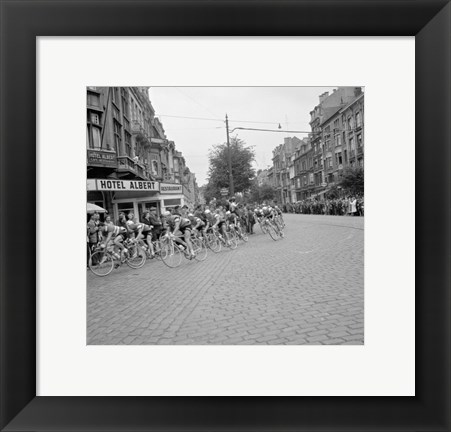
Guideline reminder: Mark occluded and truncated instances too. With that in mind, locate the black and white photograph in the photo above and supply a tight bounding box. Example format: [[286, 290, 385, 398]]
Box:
[[87, 86, 364, 345]]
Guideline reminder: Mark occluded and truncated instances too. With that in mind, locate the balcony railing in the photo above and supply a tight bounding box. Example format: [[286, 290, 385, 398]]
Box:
[[117, 156, 149, 180], [131, 121, 150, 145], [357, 147, 363, 156]]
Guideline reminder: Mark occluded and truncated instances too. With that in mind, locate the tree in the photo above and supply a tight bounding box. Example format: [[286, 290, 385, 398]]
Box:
[[204, 137, 256, 202], [250, 183, 277, 203], [338, 166, 364, 196]]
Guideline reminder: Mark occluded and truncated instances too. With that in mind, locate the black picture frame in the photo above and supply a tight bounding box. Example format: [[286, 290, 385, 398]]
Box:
[[1, 1, 450, 431]]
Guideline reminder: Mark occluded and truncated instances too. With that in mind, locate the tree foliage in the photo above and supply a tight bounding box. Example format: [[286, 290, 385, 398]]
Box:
[[204, 137, 256, 202], [338, 166, 364, 195], [250, 183, 277, 204]]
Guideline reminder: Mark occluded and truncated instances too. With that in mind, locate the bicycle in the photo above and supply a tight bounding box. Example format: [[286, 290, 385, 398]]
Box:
[[190, 230, 208, 261], [89, 240, 146, 276], [204, 228, 222, 253], [262, 218, 283, 241], [234, 223, 249, 243], [257, 216, 268, 234], [223, 225, 238, 250]]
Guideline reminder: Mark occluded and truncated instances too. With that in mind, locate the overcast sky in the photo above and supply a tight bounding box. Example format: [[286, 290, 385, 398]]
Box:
[[148, 87, 338, 186]]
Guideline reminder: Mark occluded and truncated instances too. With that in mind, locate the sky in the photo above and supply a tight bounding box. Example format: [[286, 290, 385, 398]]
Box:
[[148, 87, 338, 186]]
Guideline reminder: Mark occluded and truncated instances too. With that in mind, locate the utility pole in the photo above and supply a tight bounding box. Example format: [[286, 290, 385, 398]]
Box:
[[225, 114, 234, 195]]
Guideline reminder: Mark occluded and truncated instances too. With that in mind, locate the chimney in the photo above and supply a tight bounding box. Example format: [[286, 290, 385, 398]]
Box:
[[319, 92, 329, 104]]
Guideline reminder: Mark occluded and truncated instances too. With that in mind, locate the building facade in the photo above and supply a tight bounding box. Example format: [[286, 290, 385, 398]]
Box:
[[86, 87, 198, 220], [307, 87, 364, 198], [267, 87, 364, 202], [272, 136, 302, 205]]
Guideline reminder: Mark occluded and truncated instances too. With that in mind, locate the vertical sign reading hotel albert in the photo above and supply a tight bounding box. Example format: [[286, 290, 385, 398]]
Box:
[[87, 150, 117, 167]]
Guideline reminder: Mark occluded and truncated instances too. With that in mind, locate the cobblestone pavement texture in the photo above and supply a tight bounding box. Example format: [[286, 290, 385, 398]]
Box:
[[87, 214, 364, 345]]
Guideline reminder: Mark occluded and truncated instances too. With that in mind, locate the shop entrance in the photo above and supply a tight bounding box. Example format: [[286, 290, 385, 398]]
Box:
[[140, 201, 161, 217], [115, 202, 135, 224]]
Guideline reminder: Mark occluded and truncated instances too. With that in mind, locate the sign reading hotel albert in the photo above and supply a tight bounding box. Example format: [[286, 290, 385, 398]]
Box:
[[160, 183, 182, 194], [90, 179, 159, 191], [87, 179, 184, 193], [87, 150, 117, 167]]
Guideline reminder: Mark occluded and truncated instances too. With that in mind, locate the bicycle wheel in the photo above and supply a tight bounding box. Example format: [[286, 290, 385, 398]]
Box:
[[206, 232, 221, 253], [126, 244, 146, 268], [161, 241, 183, 268], [260, 220, 268, 234], [152, 239, 162, 260], [267, 223, 280, 241], [238, 227, 249, 242], [192, 237, 208, 261], [225, 231, 238, 250], [89, 251, 114, 276]]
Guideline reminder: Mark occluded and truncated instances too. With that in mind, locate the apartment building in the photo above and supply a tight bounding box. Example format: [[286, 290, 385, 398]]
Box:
[[86, 86, 198, 219]]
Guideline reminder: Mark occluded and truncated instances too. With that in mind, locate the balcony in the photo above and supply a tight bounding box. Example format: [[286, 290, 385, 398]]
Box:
[[131, 121, 150, 145], [357, 147, 364, 156], [117, 155, 149, 180], [349, 149, 356, 160]]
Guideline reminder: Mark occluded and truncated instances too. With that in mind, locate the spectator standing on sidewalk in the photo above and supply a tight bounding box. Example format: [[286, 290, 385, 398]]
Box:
[[87, 212, 100, 266], [349, 196, 357, 216]]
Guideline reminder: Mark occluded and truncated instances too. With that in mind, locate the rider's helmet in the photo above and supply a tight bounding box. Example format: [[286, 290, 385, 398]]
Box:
[[226, 211, 231, 215], [204, 209, 211, 214], [188, 213, 194, 217], [162, 211, 171, 217], [262, 206, 268, 212]]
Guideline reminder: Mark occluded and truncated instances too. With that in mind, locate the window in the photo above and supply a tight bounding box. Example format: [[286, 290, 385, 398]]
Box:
[[309, 173, 314, 184], [335, 134, 341, 147], [335, 152, 342, 165], [90, 113, 100, 125], [112, 87, 120, 105], [87, 92, 100, 108], [333, 118, 340, 131], [347, 117, 353, 130], [356, 111, 362, 128], [92, 127, 101, 149], [113, 120, 122, 153], [124, 132, 131, 157], [87, 123, 102, 149], [151, 160, 158, 175], [357, 134, 363, 147], [121, 88, 129, 118], [350, 137, 355, 151]]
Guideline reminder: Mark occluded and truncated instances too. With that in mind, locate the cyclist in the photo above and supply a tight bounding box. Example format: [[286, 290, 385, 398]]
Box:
[[188, 212, 206, 236], [100, 223, 128, 263], [164, 207, 195, 259], [212, 206, 228, 243], [126, 212, 155, 258], [203, 209, 216, 234]]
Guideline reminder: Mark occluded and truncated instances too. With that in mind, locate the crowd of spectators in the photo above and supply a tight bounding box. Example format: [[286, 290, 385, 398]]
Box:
[[283, 196, 364, 216]]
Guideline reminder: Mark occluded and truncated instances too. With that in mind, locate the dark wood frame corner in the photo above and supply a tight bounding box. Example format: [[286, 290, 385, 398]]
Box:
[[1, 1, 450, 431]]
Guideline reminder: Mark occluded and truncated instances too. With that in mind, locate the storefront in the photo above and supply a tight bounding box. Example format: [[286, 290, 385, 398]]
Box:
[[87, 179, 187, 222]]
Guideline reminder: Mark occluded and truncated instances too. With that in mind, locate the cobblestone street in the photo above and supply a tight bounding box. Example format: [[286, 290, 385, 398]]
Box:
[[87, 214, 364, 345]]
